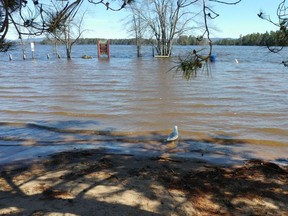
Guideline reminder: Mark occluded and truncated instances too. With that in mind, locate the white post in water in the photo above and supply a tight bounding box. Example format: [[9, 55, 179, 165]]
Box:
[[9, 54, 12, 61], [30, 42, 35, 59]]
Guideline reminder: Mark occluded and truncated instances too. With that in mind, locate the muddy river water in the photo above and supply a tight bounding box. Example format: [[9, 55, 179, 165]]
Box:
[[0, 44, 287, 165]]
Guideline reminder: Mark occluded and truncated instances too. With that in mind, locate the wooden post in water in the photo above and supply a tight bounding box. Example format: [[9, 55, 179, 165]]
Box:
[[97, 40, 110, 59], [30, 42, 35, 59]]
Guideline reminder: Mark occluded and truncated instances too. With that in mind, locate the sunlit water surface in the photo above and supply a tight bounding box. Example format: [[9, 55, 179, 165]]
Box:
[[0, 44, 287, 165]]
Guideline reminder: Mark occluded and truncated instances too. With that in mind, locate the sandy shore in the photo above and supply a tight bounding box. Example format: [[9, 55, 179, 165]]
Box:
[[0, 149, 287, 216]]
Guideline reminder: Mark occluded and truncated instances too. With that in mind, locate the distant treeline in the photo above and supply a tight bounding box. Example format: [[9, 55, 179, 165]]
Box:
[[177, 31, 288, 46], [40, 38, 155, 45], [214, 31, 288, 46], [40, 30, 288, 46]]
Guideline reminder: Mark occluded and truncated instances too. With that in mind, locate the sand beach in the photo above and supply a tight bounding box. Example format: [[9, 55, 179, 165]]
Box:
[[0, 149, 287, 216]]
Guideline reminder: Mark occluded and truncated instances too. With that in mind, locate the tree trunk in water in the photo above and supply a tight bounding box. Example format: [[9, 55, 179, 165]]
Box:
[[137, 45, 142, 57], [66, 45, 71, 59], [155, 39, 171, 56], [137, 37, 142, 57]]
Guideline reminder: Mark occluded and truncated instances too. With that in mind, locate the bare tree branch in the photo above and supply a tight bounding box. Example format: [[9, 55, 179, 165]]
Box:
[[0, 0, 131, 47], [208, 0, 241, 5]]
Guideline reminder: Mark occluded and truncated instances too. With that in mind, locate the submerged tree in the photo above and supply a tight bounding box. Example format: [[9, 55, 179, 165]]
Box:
[[123, 4, 147, 57], [123, 0, 244, 77], [126, 0, 198, 57], [46, 1, 87, 59]]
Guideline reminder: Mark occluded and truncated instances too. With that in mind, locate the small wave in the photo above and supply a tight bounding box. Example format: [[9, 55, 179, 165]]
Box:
[[250, 127, 288, 137], [0, 110, 113, 118], [46, 111, 112, 118], [272, 158, 288, 167], [0, 121, 119, 136], [0, 110, 42, 115], [0, 121, 164, 140], [240, 138, 287, 147]]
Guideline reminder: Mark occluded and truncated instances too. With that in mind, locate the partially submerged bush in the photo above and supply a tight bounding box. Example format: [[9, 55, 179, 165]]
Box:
[[173, 49, 211, 80]]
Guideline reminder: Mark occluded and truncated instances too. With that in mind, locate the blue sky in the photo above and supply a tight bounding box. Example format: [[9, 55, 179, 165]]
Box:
[[6, 0, 281, 40], [211, 0, 279, 38]]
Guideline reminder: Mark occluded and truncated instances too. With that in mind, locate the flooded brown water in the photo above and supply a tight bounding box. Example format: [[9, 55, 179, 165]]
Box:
[[0, 45, 287, 165]]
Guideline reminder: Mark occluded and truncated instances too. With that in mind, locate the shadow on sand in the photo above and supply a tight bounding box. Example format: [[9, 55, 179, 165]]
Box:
[[0, 120, 287, 215]]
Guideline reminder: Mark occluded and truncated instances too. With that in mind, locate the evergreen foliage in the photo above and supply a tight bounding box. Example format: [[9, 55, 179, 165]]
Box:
[[214, 31, 288, 46]]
